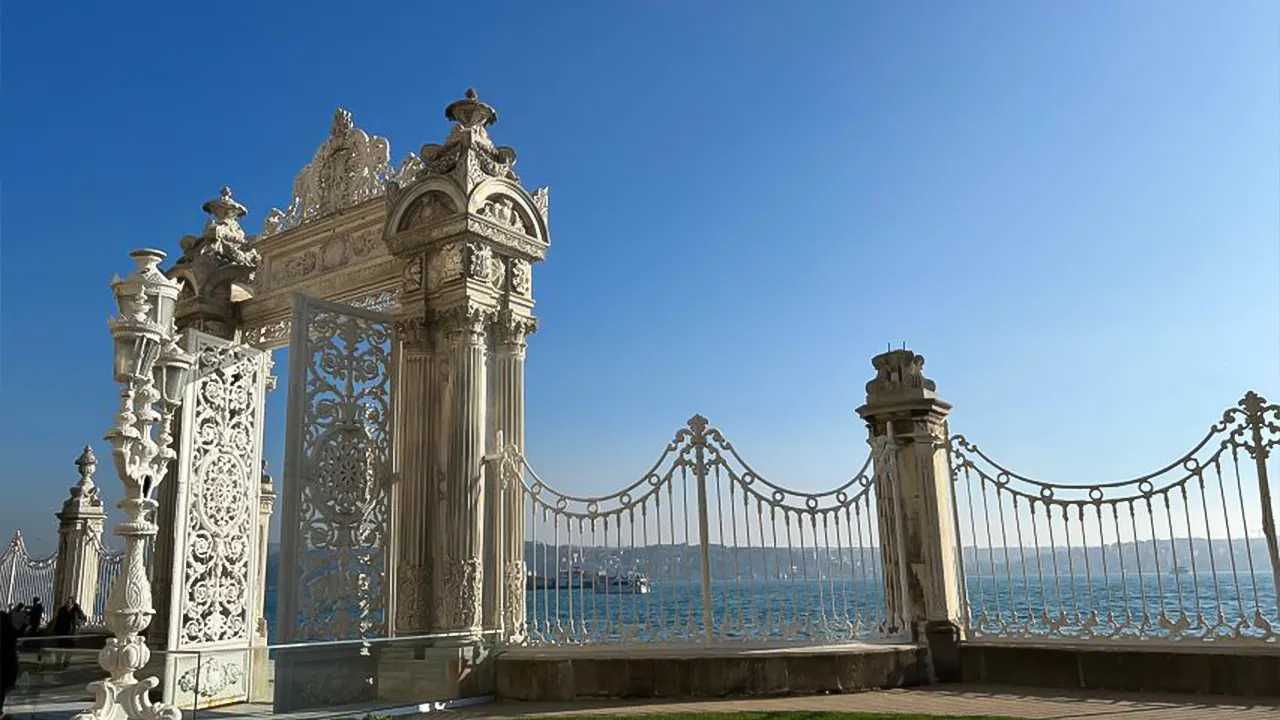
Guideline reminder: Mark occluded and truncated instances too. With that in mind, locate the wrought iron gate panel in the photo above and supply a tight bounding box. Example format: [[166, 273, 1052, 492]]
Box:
[[277, 293, 396, 646], [162, 330, 271, 709]]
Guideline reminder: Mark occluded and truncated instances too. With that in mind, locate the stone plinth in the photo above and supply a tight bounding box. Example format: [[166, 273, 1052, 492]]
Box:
[[495, 643, 926, 701]]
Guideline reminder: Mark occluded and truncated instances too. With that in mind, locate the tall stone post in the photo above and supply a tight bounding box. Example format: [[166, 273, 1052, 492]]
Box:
[[436, 303, 491, 634], [249, 460, 276, 702], [855, 349, 963, 680], [54, 446, 108, 614], [391, 315, 436, 636], [380, 89, 549, 696]]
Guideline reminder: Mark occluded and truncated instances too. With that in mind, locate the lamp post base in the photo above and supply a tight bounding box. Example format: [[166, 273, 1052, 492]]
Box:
[[76, 674, 180, 720]]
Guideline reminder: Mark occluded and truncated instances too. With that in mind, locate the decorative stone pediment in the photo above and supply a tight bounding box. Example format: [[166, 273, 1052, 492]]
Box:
[[261, 108, 420, 239]]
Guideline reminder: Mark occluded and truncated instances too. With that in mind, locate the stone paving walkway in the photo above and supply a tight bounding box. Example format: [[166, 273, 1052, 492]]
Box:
[[448, 684, 1280, 719]]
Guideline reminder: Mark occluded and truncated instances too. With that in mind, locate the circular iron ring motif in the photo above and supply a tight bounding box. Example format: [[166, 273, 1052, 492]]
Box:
[[199, 452, 250, 530], [312, 425, 377, 523]]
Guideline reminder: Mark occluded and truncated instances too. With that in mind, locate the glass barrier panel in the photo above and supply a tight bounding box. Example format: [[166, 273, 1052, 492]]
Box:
[[9, 636, 202, 719]]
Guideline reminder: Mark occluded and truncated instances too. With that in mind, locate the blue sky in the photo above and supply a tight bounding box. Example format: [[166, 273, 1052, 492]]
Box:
[[2, 2, 1277, 553]]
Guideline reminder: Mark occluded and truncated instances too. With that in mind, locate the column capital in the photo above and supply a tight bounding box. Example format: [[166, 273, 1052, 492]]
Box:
[[396, 315, 433, 353], [495, 309, 537, 349], [431, 302, 496, 345]]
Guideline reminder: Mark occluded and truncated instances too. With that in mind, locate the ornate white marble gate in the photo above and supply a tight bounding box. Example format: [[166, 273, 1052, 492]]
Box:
[[277, 293, 396, 644], [148, 87, 547, 710], [158, 331, 272, 710]]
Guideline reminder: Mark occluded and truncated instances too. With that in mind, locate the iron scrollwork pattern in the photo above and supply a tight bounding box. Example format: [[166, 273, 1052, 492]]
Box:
[[285, 297, 394, 642], [178, 338, 268, 648]]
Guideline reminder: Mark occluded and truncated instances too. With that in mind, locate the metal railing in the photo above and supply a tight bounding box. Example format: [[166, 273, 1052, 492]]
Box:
[[93, 538, 126, 624], [1, 531, 56, 611], [503, 414, 902, 646], [949, 391, 1280, 644]]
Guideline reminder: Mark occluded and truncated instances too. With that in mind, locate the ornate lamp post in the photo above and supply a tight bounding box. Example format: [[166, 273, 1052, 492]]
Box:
[[77, 249, 193, 720]]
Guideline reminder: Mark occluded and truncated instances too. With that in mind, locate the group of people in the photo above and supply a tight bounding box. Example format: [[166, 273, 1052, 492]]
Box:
[[1, 596, 87, 719]]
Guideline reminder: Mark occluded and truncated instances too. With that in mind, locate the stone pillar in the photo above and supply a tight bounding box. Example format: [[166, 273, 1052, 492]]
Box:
[[379, 90, 550, 696], [54, 446, 108, 613], [393, 317, 435, 635], [855, 349, 963, 679], [488, 310, 534, 640], [250, 460, 276, 702], [433, 303, 491, 635]]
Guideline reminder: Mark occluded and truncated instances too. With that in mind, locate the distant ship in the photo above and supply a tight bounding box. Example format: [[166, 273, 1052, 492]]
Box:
[[525, 568, 650, 594], [595, 571, 651, 595]]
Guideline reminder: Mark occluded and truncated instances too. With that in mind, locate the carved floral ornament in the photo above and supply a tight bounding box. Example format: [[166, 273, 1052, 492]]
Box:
[[261, 90, 550, 246], [171, 187, 261, 297], [261, 108, 420, 238]]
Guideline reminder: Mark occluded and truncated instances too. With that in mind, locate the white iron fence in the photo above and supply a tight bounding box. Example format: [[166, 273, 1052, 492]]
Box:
[[1, 531, 56, 611], [1, 531, 127, 626], [502, 414, 903, 645], [949, 391, 1280, 644]]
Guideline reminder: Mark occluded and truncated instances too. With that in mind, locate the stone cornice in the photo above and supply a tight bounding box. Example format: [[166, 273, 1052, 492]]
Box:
[[385, 215, 548, 263]]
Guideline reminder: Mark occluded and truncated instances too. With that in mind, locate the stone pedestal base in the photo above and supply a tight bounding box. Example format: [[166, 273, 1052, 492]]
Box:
[[249, 645, 272, 703], [377, 638, 494, 703], [272, 645, 379, 713]]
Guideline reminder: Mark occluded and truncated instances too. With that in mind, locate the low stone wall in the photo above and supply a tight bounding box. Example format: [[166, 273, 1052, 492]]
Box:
[[960, 642, 1280, 697], [496, 644, 927, 701]]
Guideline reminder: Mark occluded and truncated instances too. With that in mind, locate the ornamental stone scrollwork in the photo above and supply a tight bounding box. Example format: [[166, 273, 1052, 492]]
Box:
[[866, 349, 937, 398], [496, 309, 537, 347], [441, 557, 483, 630], [395, 316, 431, 352], [477, 196, 528, 235], [266, 228, 383, 291], [466, 242, 492, 281], [348, 289, 401, 314], [242, 319, 290, 348], [489, 255, 507, 292], [532, 187, 549, 222], [401, 256, 423, 292], [510, 258, 532, 297], [434, 303, 496, 343], [425, 243, 463, 290], [264, 108, 410, 234], [502, 560, 526, 636], [176, 658, 243, 697], [417, 88, 519, 193], [394, 562, 430, 631], [177, 187, 260, 270], [398, 191, 457, 232], [170, 188, 262, 336]]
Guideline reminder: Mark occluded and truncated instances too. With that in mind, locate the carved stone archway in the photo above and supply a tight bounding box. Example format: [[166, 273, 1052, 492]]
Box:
[[150, 88, 550, 709]]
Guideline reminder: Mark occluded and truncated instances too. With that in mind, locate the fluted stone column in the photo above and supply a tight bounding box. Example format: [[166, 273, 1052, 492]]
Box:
[[487, 310, 534, 640], [393, 318, 435, 635], [433, 304, 491, 635], [856, 349, 963, 680], [249, 461, 276, 702], [54, 446, 108, 613]]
